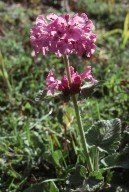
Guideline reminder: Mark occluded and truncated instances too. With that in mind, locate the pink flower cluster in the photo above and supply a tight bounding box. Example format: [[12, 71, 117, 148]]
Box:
[[30, 13, 96, 57], [46, 66, 97, 95]]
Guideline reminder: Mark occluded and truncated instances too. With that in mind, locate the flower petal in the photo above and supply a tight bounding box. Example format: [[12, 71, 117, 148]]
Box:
[[47, 13, 58, 21], [81, 66, 98, 84], [46, 71, 60, 95], [80, 66, 91, 79]]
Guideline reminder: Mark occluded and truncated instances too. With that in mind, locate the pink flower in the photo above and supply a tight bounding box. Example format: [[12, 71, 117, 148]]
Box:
[[30, 13, 96, 57], [46, 66, 97, 95], [46, 70, 61, 95]]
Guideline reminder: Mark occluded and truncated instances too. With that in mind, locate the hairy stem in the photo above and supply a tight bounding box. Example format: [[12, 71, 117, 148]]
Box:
[[63, 55, 93, 172], [94, 147, 99, 171], [63, 55, 72, 85]]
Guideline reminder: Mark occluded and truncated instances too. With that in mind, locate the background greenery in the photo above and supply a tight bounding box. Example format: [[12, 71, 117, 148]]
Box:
[[0, 0, 129, 191]]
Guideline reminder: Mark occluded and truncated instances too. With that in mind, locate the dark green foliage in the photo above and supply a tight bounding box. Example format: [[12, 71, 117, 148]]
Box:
[[102, 148, 129, 169], [85, 119, 121, 153]]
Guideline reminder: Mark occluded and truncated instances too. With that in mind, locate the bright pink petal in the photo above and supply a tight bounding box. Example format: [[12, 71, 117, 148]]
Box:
[[74, 41, 85, 56], [70, 66, 75, 75], [61, 75, 69, 89], [66, 26, 82, 41], [36, 15, 47, 26], [73, 75, 81, 85], [86, 43, 96, 57], [57, 40, 73, 56], [47, 13, 58, 21], [42, 47, 49, 55], [81, 66, 98, 84], [80, 13, 88, 21], [64, 14, 70, 22], [80, 66, 91, 79], [46, 71, 60, 95], [70, 13, 88, 26]]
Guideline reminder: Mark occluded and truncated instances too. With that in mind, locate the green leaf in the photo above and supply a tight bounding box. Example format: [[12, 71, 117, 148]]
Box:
[[30, 131, 43, 147], [123, 13, 129, 39], [24, 181, 59, 192], [51, 150, 64, 166], [101, 150, 129, 169], [35, 90, 67, 102], [90, 170, 104, 180], [9, 165, 22, 179], [63, 111, 73, 127], [80, 82, 97, 99], [66, 165, 86, 188], [120, 127, 129, 152], [101, 28, 122, 38], [80, 174, 103, 192], [24, 102, 32, 111], [85, 119, 121, 153]]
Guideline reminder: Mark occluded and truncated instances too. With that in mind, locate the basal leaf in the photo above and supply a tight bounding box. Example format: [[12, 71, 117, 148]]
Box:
[[85, 119, 121, 153], [79, 174, 103, 192], [66, 165, 86, 189], [101, 150, 129, 169]]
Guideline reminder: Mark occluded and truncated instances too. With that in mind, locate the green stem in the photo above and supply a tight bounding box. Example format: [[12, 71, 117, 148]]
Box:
[[63, 55, 93, 172], [63, 55, 72, 85], [94, 147, 99, 171]]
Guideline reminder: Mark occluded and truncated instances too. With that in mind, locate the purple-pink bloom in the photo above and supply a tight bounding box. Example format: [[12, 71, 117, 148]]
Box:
[[46, 70, 61, 95], [46, 66, 97, 95], [30, 13, 96, 57]]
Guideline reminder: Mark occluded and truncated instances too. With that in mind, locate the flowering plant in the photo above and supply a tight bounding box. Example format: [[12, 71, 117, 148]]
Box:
[[30, 13, 97, 172], [30, 12, 121, 191]]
